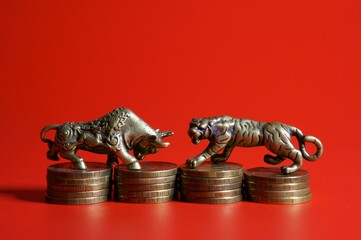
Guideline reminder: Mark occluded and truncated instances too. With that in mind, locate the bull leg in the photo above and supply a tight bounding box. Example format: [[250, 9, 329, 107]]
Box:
[[106, 152, 118, 167], [211, 146, 234, 163], [59, 148, 87, 170], [113, 144, 141, 170]]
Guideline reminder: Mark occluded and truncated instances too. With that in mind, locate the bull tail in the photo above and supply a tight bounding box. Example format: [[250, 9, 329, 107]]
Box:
[[40, 124, 60, 143], [291, 127, 323, 161], [40, 124, 61, 161]]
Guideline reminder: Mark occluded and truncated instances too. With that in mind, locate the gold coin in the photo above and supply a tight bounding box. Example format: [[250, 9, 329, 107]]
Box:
[[47, 175, 111, 185], [115, 188, 174, 198], [246, 187, 311, 198], [246, 193, 312, 204], [244, 167, 309, 184], [180, 195, 242, 204], [245, 181, 309, 191], [45, 195, 110, 205], [47, 188, 110, 198], [114, 195, 174, 203], [179, 175, 242, 185], [179, 182, 242, 191], [47, 162, 111, 179], [180, 188, 241, 198], [115, 162, 178, 178], [115, 175, 176, 185], [47, 183, 111, 192], [178, 162, 243, 178], [114, 182, 175, 191]]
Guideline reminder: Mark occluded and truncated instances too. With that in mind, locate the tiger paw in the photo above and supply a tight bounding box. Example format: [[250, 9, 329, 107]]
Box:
[[186, 158, 200, 169], [211, 155, 228, 163]]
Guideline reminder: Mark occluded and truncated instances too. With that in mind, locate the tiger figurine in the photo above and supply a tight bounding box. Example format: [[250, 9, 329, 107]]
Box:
[[186, 116, 323, 175]]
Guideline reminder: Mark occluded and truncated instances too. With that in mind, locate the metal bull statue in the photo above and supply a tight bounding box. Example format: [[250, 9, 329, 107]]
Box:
[[41, 107, 173, 170]]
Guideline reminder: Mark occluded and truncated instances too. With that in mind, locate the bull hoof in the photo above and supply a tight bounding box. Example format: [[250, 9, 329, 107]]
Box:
[[75, 161, 87, 170], [127, 161, 141, 170]]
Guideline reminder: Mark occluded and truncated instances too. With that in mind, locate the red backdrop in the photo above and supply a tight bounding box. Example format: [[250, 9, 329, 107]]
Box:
[[0, 0, 360, 239]]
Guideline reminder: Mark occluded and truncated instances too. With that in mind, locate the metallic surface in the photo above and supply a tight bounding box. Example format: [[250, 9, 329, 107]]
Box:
[[114, 195, 174, 203], [115, 162, 178, 178], [186, 116, 323, 174], [179, 175, 242, 185], [178, 162, 243, 204], [115, 175, 176, 185], [114, 182, 175, 191], [41, 107, 173, 170], [47, 188, 110, 198], [180, 182, 242, 192], [178, 162, 243, 178], [45, 195, 110, 205], [180, 195, 243, 204], [247, 193, 312, 204], [46, 162, 112, 204], [244, 167, 309, 183], [47, 162, 111, 178], [243, 167, 311, 204], [114, 161, 177, 204]]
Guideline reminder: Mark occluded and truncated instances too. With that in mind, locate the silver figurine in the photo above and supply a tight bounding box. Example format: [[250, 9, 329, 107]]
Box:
[[41, 107, 173, 170], [186, 116, 323, 174]]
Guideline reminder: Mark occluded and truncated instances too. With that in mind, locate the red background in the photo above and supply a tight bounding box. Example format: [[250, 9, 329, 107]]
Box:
[[0, 0, 360, 239]]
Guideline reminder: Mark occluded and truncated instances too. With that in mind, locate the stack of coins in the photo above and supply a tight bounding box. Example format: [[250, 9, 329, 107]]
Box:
[[46, 162, 112, 205], [244, 167, 312, 204], [114, 162, 178, 203], [178, 162, 244, 204]]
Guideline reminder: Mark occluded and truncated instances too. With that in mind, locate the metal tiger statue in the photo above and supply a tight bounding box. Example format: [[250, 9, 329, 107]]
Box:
[[186, 116, 323, 175], [41, 107, 173, 170]]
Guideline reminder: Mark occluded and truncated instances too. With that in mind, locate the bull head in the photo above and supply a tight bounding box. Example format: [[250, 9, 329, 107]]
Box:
[[133, 130, 174, 160]]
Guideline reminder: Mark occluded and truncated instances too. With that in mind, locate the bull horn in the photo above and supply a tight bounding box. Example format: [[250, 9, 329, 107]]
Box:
[[158, 131, 174, 139]]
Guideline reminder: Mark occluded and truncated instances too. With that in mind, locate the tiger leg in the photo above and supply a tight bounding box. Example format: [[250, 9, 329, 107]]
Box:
[[280, 149, 303, 175], [211, 146, 234, 163], [264, 154, 286, 165], [59, 148, 87, 170], [187, 142, 226, 168]]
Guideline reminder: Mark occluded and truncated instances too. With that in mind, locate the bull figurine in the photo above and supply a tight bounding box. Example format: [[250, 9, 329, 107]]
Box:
[[40, 107, 173, 170]]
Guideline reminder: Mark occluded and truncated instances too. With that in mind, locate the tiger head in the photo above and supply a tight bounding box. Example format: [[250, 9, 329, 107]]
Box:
[[188, 116, 233, 144], [188, 118, 212, 144]]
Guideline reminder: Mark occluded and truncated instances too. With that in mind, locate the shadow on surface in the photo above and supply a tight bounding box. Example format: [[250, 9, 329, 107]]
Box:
[[0, 188, 46, 203]]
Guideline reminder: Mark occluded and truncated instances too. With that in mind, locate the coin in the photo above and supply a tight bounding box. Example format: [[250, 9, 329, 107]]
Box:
[[246, 187, 311, 198], [47, 188, 110, 198], [47, 183, 111, 192], [115, 189, 174, 198], [180, 188, 241, 198], [245, 181, 310, 191], [47, 162, 112, 179], [179, 175, 242, 185], [246, 193, 312, 204], [114, 195, 174, 203], [115, 175, 176, 185], [179, 182, 242, 192], [180, 195, 242, 204], [244, 167, 309, 184], [114, 182, 175, 191], [178, 162, 244, 178], [47, 175, 111, 185], [115, 162, 178, 178], [45, 194, 110, 205]]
